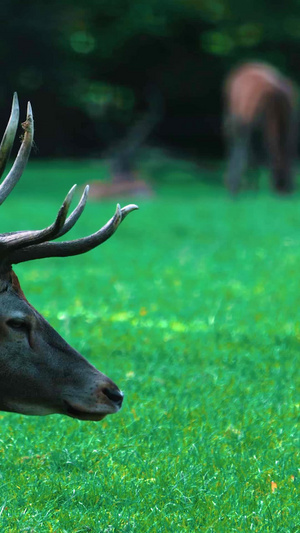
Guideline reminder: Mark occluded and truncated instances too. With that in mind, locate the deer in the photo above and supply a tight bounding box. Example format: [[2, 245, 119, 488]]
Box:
[[223, 62, 298, 194], [0, 93, 138, 421]]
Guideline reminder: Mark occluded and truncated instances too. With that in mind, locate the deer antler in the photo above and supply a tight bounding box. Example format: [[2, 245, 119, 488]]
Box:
[[0, 92, 20, 181], [0, 94, 138, 266], [56, 185, 90, 238], [0, 96, 33, 204], [9, 202, 138, 264]]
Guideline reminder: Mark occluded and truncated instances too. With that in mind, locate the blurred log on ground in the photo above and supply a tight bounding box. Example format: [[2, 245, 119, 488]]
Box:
[[87, 178, 154, 200]]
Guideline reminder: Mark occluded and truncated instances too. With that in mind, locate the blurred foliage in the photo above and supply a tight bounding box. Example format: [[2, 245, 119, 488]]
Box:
[[1, 0, 300, 157]]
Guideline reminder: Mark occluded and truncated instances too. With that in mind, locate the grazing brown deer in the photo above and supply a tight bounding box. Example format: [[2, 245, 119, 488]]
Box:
[[224, 62, 298, 194], [0, 93, 138, 421]]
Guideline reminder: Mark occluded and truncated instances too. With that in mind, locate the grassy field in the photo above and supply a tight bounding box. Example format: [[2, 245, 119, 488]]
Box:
[[0, 157, 299, 532]]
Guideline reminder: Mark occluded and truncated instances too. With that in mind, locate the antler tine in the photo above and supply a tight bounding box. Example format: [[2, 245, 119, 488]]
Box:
[[0, 92, 20, 180], [0, 100, 34, 206], [119, 204, 140, 220], [9, 203, 139, 264], [55, 185, 90, 239], [0, 185, 76, 252]]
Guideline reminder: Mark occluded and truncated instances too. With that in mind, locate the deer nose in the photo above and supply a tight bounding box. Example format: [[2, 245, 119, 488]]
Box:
[[102, 387, 124, 408]]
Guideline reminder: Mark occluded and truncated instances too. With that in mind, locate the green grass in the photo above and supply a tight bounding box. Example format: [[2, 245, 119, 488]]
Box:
[[0, 158, 299, 532]]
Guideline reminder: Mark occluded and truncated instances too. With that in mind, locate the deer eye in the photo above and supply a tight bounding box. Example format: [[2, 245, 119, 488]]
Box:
[[6, 318, 30, 331]]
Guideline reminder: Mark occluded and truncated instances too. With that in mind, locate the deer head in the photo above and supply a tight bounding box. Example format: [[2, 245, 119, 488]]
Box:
[[0, 94, 138, 421]]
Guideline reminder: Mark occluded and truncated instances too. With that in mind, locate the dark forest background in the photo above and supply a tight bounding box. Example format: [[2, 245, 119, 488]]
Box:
[[1, 0, 299, 159]]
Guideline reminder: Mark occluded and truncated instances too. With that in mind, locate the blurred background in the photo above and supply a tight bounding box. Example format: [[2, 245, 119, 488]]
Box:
[[1, 0, 299, 162]]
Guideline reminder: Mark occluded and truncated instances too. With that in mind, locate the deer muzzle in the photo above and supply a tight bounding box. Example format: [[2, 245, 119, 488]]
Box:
[[62, 377, 124, 421]]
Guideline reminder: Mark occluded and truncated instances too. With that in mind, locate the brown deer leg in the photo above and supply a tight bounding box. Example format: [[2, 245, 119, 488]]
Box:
[[283, 109, 298, 192], [225, 121, 250, 194], [266, 104, 295, 193]]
